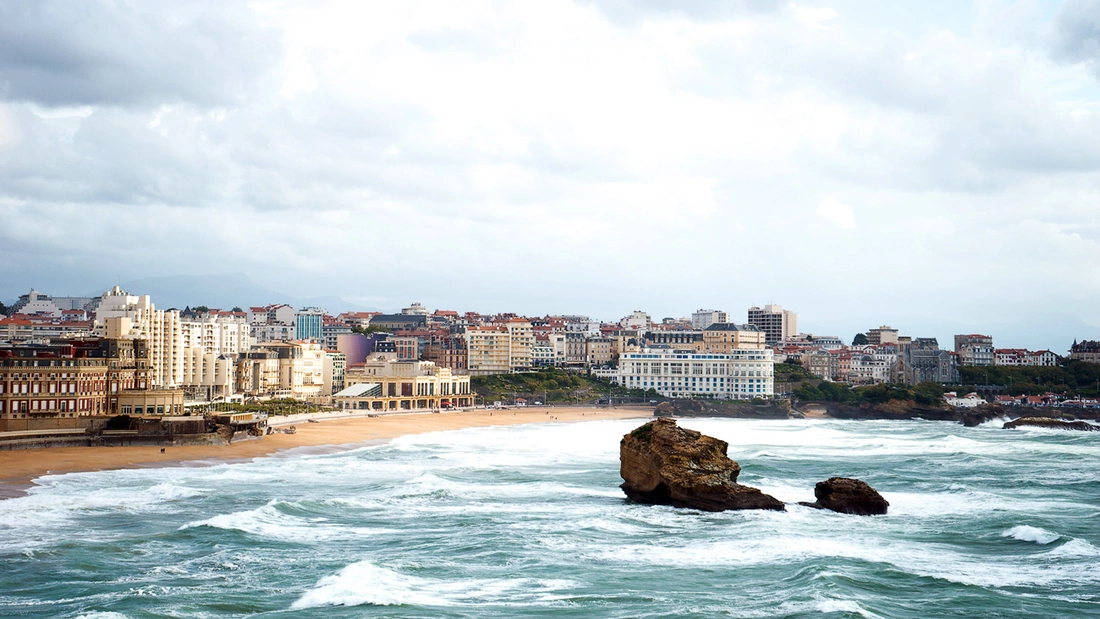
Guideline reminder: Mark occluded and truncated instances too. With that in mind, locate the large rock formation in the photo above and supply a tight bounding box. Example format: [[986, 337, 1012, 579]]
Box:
[[1003, 417, 1099, 431], [800, 477, 889, 515], [619, 418, 785, 512]]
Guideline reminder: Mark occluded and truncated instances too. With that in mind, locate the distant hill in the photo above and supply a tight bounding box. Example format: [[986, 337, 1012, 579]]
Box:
[[84, 273, 374, 313]]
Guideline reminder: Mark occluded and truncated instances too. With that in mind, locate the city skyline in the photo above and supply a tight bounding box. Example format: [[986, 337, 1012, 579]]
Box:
[[2, 1, 1099, 352]]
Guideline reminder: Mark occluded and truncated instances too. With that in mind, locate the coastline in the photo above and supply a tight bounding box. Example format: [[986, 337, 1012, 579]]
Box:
[[0, 406, 648, 498]]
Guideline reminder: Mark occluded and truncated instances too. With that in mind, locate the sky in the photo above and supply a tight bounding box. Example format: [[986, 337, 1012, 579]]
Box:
[[1, 0, 1099, 350]]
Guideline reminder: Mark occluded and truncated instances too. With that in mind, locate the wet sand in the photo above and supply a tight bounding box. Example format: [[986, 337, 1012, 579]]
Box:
[[0, 407, 648, 497]]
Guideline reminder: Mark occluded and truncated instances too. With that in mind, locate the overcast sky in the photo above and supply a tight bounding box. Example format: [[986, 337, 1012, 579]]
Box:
[[2, 0, 1099, 349]]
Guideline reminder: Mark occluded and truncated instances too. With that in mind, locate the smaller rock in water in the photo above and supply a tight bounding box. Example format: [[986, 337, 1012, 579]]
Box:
[[1003, 417, 1099, 432], [800, 477, 888, 515]]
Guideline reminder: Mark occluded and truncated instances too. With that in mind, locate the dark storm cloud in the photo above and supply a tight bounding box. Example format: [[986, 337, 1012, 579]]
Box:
[[0, 0, 281, 107], [1050, 0, 1100, 77]]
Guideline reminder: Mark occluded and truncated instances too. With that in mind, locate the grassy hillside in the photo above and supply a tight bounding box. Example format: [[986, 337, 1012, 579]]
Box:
[[471, 368, 657, 404]]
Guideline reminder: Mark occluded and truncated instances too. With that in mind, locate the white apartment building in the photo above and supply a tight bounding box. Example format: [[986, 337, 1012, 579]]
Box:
[[614, 348, 775, 399], [180, 313, 251, 357], [691, 309, 729, 330], [620, 310, 653, 331], [94, 286, 182, 388]]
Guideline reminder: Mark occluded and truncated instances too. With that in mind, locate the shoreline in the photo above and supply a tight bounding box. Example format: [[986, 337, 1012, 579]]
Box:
[[0, 406, 649, 499]]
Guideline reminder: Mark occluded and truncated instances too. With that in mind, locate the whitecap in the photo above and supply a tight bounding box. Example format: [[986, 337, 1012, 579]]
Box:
[[1047, 539, 1100, 558], [290, 560, 558, 609], [180, 500, 399, 542], [75, 613, 129, 619], [1002, 525, 1060, 544]]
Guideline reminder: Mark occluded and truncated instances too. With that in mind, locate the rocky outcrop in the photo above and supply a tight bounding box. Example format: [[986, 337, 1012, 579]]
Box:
[[619, 418, 785, 512], [800, 477, 888, 515], [1003, 417, 1099, 431]]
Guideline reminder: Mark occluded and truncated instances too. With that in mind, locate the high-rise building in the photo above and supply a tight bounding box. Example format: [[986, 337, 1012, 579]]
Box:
[[747, 304, 797, 345], [295, 308, 325, 343], [93, 287, 182, 388]]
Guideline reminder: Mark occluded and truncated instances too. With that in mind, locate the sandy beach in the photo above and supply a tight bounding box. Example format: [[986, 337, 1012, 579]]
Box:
[[0, 406, 649, 497]]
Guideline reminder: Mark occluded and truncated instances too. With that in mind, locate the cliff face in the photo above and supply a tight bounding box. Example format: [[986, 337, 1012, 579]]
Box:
[[619, 418, 785, 512]]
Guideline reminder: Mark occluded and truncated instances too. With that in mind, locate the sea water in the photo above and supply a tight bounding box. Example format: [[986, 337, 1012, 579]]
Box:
[[1, 418, 1098, 618]]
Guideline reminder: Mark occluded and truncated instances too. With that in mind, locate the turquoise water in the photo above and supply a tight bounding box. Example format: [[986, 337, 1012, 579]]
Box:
[[1, 417, 1098, 618]]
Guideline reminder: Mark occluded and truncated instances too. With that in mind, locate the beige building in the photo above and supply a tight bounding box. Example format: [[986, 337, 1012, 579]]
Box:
[[94, 287, 182, 388], [703, 323, 766, 353], [867, 326, 900, 346], [180, 349, 237, 401], [747, 304, 798, 345], [236, 341, 325, 400], [338, 357, 473, 411], [117, 389, 185, 416], [585, 337, 613, 366], [465, 325, 511, 376], [506, 318, 533, 371]]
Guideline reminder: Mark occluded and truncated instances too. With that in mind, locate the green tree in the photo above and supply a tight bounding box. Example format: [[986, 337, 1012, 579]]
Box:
[[231, 306, 243, 313], [0, 301, 8, 316], [852, 333, 869, 346], [193, 305, 210, 313]]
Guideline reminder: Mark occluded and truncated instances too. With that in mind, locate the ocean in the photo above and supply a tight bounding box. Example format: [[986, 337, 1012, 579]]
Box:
[[1, 417, 1098, 618]]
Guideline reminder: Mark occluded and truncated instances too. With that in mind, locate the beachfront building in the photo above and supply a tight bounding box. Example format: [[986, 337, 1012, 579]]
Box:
[[180, 350, 237, 402], [0, 342, 110, 421], [506, 318, 533, 371], [464, 325, 511, 375], [747, 304, 798, 345], [94, 287, 183, 388], [337, 357, 473, 411], [614, 348, 775, 399]]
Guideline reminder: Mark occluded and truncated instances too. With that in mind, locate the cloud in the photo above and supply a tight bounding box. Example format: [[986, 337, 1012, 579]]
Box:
[[789, 3, 838, 26], [1049, 0, 1100, 77], [0, 0, 1099, 349], [0, 1, 282, 107], [816, 197, 855, 229]]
